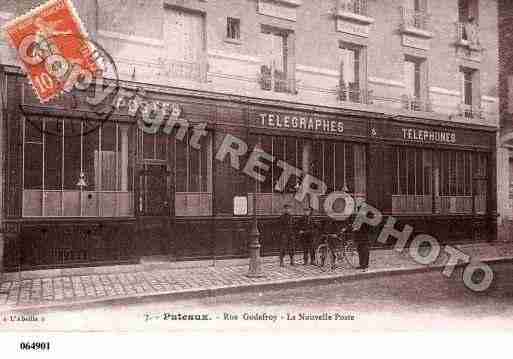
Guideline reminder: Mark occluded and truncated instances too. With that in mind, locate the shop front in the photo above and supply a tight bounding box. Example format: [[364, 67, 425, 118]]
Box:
[[0, 67, 498, 271], [367, 117, 497, 243]]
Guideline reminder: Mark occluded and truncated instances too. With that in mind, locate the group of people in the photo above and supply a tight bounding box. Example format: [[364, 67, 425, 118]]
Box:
[[277, 204, 369, 270]]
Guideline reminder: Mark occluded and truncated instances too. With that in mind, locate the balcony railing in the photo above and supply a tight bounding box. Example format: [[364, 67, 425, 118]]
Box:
[[456, 22, 481, 50], [259, 65, 297, 94], [401, 95, 431, 112], [339, 0, 368, 16], [157, 58, 208, 82], [400, 7, 430, 32], [338, 83, 373, 104], [459, 103, 483, 120]]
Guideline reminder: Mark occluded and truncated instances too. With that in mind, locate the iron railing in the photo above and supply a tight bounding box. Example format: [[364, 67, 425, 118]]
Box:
[[338, 83, 373, 104], [456, 21, 481, 49], [459, 103, 483, 119], [259, 64, 297, 94], [401, 95, 432, 112], [400, 7, 430, 31], [339, 0, 368, 16]]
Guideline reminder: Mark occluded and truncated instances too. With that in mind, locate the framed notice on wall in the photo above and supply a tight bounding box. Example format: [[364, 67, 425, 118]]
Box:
[[233, 196, 248, 216]]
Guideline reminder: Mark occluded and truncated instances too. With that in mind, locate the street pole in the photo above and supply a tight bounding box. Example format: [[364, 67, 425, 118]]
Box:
[[247, 145, 264, 278]]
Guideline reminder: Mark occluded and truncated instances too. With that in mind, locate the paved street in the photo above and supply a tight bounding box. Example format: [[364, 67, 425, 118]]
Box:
[[0, 243, 511, 312], [1, 261, 513, 331]]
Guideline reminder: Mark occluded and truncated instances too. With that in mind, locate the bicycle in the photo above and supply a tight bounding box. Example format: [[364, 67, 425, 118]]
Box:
[[315, 228, 359, 271]]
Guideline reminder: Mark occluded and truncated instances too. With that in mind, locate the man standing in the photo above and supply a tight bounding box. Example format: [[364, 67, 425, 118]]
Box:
[[278, 204, 296, 267], [298, 207, 316, 265], [355, 230, 370, 270]]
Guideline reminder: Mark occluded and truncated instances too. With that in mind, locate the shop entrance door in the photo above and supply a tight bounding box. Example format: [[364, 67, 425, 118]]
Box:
[[137, 163, 172, 258]]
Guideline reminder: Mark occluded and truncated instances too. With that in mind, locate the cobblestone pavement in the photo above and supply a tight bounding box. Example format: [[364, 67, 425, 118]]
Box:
[[0, 243, 512, 311]]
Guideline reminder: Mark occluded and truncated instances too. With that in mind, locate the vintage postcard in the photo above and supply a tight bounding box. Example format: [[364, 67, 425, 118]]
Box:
[[0, 0, 512, 355]]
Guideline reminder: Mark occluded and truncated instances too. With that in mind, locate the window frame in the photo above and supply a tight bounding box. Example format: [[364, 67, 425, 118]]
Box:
[[226, 17, 241, 42], [22, 117, 135, 218], [339, 41, 368, 103]]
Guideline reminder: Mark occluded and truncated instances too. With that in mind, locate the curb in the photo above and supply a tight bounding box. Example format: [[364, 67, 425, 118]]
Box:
[[2, 256, 512, 314]]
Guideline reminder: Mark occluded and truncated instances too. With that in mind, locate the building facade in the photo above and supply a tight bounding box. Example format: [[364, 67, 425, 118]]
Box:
[[498, 0, 513, 240], [0, 0, 500, 271]]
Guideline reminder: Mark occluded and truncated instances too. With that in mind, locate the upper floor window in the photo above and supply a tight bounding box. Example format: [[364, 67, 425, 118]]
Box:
[[226, 17, 241, 41], [457, 0, 480, 48], [339, 43, 369, 104], [403, 56, 430, 111], [259, 26, 296, 94], [339, 0, 368, 16], [404, 58, 421, 99], [162, 8, 207, 82], [460, 67, 481, 118], [401, 0, 429, 30]]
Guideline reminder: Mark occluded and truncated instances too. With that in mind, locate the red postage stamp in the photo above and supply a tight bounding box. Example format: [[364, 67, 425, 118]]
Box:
[[2, 0, 99, 103]]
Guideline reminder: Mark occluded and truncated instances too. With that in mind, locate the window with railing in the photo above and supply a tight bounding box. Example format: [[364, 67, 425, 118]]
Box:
[[459, 67, 482, 119], [23, 117, 134, 217], [457, 0, 480, 48], [259, 27, 296, 94], [400, 0, 429, 31], [391, 147, 488, 214], [339, 0, 368, 15], [403, 56, 430, 111], [339, 44, 370, 104]]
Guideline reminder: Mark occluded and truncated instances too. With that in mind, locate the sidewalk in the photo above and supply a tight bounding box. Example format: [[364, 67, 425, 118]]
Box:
[[0, 242, 512, 312]]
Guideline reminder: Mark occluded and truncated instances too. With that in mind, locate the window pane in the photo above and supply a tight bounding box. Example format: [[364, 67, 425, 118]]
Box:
[[25, 118, 43, 143], [189, 133, 200, 192], [416, 149, 423, 194], [260, 135, 273, 193], [156, 134, 167, 161], [311, 141, 323, 182], [285, 138, 298, 192], [423, 150, 432, 195], [175, 137, 187, 192], [345, 143, 354, 193], [399, 148, 408, 194], [354, 144, 366, 194], [44, 119, 62, 190], [200, 133, 209, 192], [83, 126, 98, 191], [392, 147, 399, 195], [334, 142, 346, 191], [273, 137, 285, 192], [142, 132, 154, 160], [407, 148, 415, 194], [100, 123, 117, 191], [24, 143, 43, 189], [324, 141, 334, 192], [63, 120, 82, 190], [341, 48, 356, 85], [404, 60, 416, 98]]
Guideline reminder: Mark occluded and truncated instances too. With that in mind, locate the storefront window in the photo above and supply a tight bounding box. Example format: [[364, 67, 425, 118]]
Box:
[[22, 117, 134, 217], [248, 134, 366, 215], [392, 146, 487, 214], [173, 131, 213, 216]]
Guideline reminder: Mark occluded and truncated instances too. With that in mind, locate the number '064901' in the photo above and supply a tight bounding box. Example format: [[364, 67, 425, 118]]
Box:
[[19, 342, 50, 351]]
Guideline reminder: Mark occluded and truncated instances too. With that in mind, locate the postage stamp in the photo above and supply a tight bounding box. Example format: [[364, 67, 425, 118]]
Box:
[[1, 0, 99, 103]]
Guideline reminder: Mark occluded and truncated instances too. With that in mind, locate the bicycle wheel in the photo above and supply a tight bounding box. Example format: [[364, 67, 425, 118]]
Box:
[[315, 243, 329, 270], [343, 239, 359, 268]]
